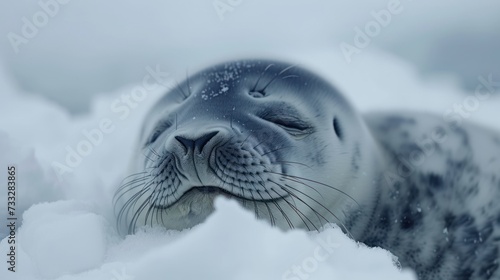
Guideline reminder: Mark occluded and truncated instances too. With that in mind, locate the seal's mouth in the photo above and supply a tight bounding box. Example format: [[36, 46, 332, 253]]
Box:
[[191, 186, 227, 195]]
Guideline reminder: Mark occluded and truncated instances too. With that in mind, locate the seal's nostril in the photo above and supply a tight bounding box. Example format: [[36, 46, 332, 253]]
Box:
[[195, 131, 218, 153], [175, 131, 219, 154], [174, 136, 194, 152]]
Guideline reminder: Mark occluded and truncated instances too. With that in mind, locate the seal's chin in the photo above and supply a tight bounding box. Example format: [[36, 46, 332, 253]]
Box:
[[162, 186, 230, 207], [177, 185, 288, 205], [137, 184, 288, 231], [188, 186, 237, 198], [159, 186, 256, 231], [173, 186, 234, 205], [170, 185, 252, 209]]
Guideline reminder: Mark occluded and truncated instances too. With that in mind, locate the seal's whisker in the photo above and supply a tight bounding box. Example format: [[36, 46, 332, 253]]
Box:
[[149, 147, 161, 158], [237, 180, 251, 210], [272, 160, 313, 169], [127, 180, 158, 233], [144, 194, 160, 227], [252, 63, 274, 92], [113, 176, 150, 206], [115, 184, 149, 219], [281, 74, 300, 80], [271, 198, 294, 230], [115, 174, 150, 190], [142, 148, 155, 162], [144, 148, 160, 163], [118, 184, 149, 218], [257, 182, 276, 226], [270, 172, 359, 206], [269, 180, 323, 229], [151, 202, 162, 227], [237, 178, 247, 208], [283, 194, 318, 231], [117, 186, 151, 234], [119, 171, 149, 182], [250, 191, 260, 219], [186, 70, 192, 97], [281, 181, 333, 224], [285, 191, 324, 231], [279, 181, 352, 237], [270, 186, 315, 231], [261, 64, 296, 92], [260, 145, 296, 157], [129, 195, 151, 233], [143, 153, 156, 164], [270, 174, 323, 198], [117, 172, 149, 186], [114, 172, 148, 190], [114, 176, 149, 197], [160, 204, 167, 228], [240, 132, 253, 147], [155, 201, 163, 226], [146, 203, 156, 227], [252, 139, 266, 150], [174, 79, 188, 99], [119, 179, 155, 225]]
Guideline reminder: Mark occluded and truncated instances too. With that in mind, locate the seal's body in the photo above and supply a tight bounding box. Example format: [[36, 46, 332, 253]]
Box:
[[114, 60, 500, 279], [355, 113, 500, 280]]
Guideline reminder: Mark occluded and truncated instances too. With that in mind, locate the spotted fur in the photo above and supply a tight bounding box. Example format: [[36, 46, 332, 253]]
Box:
[[354, 113, 500, 279]]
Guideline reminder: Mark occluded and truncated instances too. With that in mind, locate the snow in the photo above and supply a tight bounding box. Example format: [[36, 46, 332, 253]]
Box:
[[1, 197, 416, 280], [1, 1, 500, 278], [17, 201, 107, 279]]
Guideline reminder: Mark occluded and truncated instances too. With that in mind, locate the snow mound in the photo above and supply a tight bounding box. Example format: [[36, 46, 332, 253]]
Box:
[[0, 198, 416, 280]]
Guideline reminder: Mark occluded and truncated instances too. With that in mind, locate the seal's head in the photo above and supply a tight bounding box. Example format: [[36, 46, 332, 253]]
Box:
[[114, 60, 382, 234]]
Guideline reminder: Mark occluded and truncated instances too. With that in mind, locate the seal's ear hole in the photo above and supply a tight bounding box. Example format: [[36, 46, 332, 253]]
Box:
[[333, 118, 343, 140], [249, 90, 265, 98]]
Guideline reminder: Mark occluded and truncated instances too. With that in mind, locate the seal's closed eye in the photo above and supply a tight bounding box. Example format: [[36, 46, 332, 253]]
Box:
[[261, 114, 312, 137], [145, 120, 172, 147]]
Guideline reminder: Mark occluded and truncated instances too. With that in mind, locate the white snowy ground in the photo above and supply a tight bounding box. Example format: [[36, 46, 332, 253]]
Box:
[[1, 49, 500, 280]]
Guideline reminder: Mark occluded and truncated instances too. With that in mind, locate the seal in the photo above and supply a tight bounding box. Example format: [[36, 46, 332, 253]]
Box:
[[113, 60, 500, 280]]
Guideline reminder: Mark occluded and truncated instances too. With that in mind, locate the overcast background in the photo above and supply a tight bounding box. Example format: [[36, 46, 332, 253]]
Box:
[[0, 0, 499, 114]]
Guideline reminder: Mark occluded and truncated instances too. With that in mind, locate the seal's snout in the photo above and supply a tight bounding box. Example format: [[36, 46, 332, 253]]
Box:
[[174, 131, 219, 155]]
